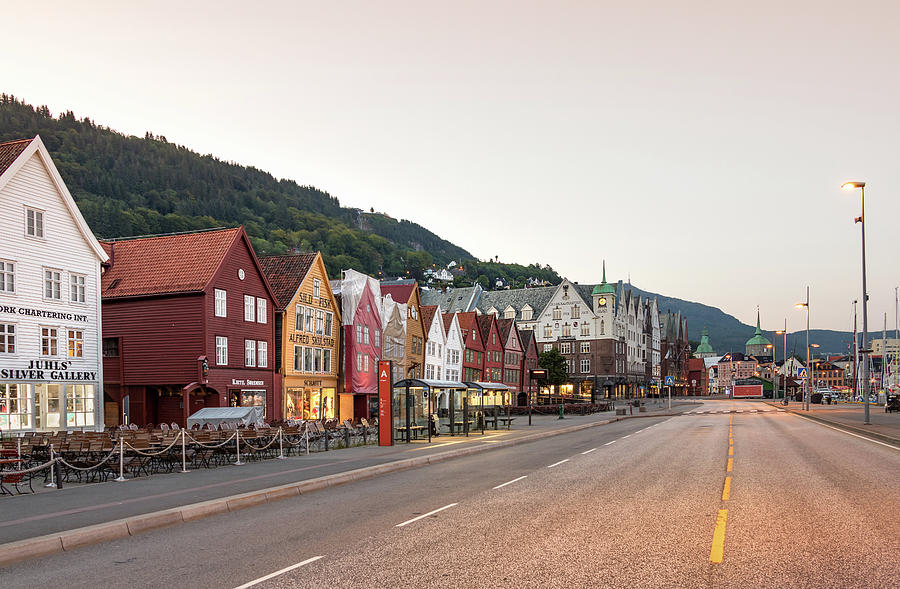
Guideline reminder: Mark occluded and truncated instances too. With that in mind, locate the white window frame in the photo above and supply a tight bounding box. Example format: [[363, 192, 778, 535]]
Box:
[[216, 336, 228, 365], [256, 297, 267, 323], [581, 359, 590, 373], [293, 346, 303, 371], [323, 348, 332, 373], [244, 295, 255, 322], [257, 340, 268, 368], [313, 279, 321, 299], [560, 342, 571, 354], [25, 206, 44, 238], [67, 329, 84, 358], [44, 268, 62, 300], [543, 344, 552, 352], [324, 312, 333, 337], [316, 310, 324, 335], [295, 305, 304, 330], [0, 323, 15, 354], [0, 260, 15, 294], [215, 289, 227, 317], [70, 273, 86, 304], [580, 341, 590, 354], [364, 325, 369, 345], [41, 326, 58, 356], [245, 339, 257, 367]]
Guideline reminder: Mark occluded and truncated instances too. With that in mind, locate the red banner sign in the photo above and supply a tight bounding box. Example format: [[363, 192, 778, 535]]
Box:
[[378, 360, 392, 446], [733, 384, 763, 398]]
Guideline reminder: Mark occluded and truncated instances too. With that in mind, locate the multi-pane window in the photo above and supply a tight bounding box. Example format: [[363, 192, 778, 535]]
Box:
[[103, 338, 119, 357], [572, 305, 580, 319], [313, 279, 321, 298], [581, 324, 590, 336], [324, 312, 333, 337], [364, 325, 370, 345], [65, 384, 95, 427], [41, 327, 58, 356], [295, 305, 304, 330], [0, 384, 30, 430], [215, 289, 227, 317], [552, 307, 562, 320], [293, 346, 303, 371], [504, 308, 515, 319], [245, 340, 257, 367], [314, 348, 323, 372], [256, 298, 267, 323], [0, 261, 14, 293], [356, 324, 363, 344], [70, 274, 86, 303], [560, 342, 571, 354], [316, 310, 325, 335], [581, 359, 590, 373], [67, 329, 84, 358], [44, 269, 61, 299], [216, 336, 228, 365], [356, 352, 363, 372], [244, 295, 255, 321], [323, 349, 332, 373], [375, 329, 381, 348], [562, 324, 572, 337], [306, 308, 315, 332], [581, 341, 591, 354], [543, 325, 552, 338], [544, 344, 552, 352], [26, 207, 44, 238], [364, 354, 369, 373], [305, 347, 314, 372], [257, 341, 268, 368], [0, 324, 15, 354]]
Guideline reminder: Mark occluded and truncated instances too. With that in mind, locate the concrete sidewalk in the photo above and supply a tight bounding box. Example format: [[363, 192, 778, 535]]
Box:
[[0, 401, 690, 565], [767, 400, 900, 445]]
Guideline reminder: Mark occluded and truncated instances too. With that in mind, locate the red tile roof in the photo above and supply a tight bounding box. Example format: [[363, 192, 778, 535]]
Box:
[[456, 311, 478, 335], [259, 253, 318, 310], [0, 138, 33, 177], [380, 284, 416, 304], [420, 305, 438, 332], [442, 312, 454, 332], [477, 314, 496, 341], [101, 228, 240, 299], [496, 317, 515, 341]]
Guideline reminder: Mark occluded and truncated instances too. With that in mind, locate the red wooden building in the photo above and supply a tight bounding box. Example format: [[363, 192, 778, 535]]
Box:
[[518, 329, 539, 405], [477, 314, 503, 384], [456, 312, 484, 382], [496, 318, 522, 394], [101, 227, 277, 426]]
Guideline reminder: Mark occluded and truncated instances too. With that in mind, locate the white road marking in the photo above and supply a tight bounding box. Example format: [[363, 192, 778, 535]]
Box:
[[795, 417, 900, 451], [623, 434, 631, 438], [396, 503, 459, 527], [233, 556, 325, 589], [493, 475, 527, 489], [604, 440, 616, 446], [547, 459, 570, 468], [581, 448, 597, 454]]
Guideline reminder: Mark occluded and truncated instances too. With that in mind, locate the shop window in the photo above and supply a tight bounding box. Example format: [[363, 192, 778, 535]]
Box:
[[67, 329, 84, 358], [0, 324, 15, 354], [215, 289, 227, 317], [240, 390, 266, 418], [0, 383, 30, 430], [65, 384, 95, 427], [0, 260, 14, 293]]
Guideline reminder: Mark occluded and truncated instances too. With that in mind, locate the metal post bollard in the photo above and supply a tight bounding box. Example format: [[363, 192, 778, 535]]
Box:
[[324, 425, 330, 451], [234, 429, 244, 465], [559, 403, 564, 420], [116, 436, 126, 482], [305, 429, 310, 456], [277, 428, 286, 459], [344, 428, 351, 448], [181, 430, 189, 473], [528, 402, 532, 426], [45, 444, 57, 488]]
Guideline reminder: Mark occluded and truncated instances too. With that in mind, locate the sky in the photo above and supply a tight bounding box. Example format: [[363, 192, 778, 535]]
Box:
[[5, 1, 899, 332]]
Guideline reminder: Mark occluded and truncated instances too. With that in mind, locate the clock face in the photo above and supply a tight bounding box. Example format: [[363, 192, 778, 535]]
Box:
[[598, 297, 607, 306]]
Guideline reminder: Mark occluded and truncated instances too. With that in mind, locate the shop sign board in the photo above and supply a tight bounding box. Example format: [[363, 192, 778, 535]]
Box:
[[378, 360, 392, 446]]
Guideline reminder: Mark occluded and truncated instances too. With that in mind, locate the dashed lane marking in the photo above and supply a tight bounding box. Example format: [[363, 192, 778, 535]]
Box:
[[547, 459, 570, 468], [709, 509, 728, 563], [581, 448, 597, 454], [493, 476, 527, 490], [396, 503, 458, 527], [233, 556, 325, 589], [722, 476, 731, 501], [604, 440, 617, 446]]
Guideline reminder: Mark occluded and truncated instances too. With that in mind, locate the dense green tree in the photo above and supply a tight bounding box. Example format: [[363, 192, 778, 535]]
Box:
[[538, 349, 568, 386]]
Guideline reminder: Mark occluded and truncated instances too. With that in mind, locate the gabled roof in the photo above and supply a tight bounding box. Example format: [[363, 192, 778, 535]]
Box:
[[442, 312, 455, 333], [496, 317, 516, 341], [518, 328, 535, 351], [102, 227, 244, 299], [0, 135, 108, 263], [421, 305, 439, 334], [476, 314, 496, 343], [258, 253, 318, 310], [456, 311, 479, 337], [421, 285, 483, 313], [0, 138, 32, 176], [381, 283, 416, 304]]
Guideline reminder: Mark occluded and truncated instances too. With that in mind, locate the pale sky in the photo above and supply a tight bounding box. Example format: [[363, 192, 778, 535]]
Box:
[[5, 1, 899, 332]]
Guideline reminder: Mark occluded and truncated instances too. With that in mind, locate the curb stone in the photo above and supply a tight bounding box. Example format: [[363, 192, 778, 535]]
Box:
[[0, 409, 684, 567], [765, 402, 900, 447]]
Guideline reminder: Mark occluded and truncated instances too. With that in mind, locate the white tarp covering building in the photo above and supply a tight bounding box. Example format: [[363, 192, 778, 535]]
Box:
[[186, 406, 264, 429]]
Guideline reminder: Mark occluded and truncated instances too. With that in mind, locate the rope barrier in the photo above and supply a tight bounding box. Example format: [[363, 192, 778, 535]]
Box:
[[123, 434, 182, 456], [56, 448, 118, 472], [182, 431, 237, 448], [0, 456, 61, 476]]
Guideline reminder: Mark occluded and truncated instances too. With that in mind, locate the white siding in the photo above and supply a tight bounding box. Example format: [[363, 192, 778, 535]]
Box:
[[0, 150, 104, 431]]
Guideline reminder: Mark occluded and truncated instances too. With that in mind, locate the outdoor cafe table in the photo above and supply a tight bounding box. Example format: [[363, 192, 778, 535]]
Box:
[[498, 416, 516, 429]]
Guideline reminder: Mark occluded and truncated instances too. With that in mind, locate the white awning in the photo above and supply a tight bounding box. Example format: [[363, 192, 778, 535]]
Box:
[[187, 406, 264, 428]]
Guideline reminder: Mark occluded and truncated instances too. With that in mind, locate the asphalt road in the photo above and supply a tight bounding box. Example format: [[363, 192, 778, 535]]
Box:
[[3, 399, 898, 588]]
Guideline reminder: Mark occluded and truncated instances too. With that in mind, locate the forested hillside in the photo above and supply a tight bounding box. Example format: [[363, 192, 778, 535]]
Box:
[[0, 95, 558, 282]]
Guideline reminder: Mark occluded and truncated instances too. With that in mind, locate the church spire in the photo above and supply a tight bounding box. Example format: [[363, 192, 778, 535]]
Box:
[[755, 306, 762, 334], [602, 260, 607, 284]]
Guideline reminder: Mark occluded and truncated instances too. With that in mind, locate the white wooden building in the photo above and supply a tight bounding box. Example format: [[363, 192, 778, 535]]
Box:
[[0, 136, 108, 432]]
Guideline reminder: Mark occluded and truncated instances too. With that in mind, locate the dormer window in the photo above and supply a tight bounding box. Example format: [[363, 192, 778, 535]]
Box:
[[521, 305, 533, 321]]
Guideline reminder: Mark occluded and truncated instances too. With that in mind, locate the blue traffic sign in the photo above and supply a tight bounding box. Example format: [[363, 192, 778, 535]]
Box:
[[664, 376, 675, 386], [798, 367, 808, 378]]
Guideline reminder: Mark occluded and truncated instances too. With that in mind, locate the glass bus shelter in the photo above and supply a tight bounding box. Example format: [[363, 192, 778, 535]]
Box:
[[463, 381, 512, 431], [390, 379, 467, 444]]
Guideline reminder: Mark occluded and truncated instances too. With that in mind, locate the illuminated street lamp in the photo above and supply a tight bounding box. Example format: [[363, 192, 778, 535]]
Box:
[[842, 181, 871, 424], [795, 287, 810, 411]]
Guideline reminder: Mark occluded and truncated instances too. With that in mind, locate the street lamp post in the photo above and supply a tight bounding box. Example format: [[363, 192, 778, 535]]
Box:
[[776, 319, 787, 401], [795, 287, 810, 411], [842, 181, 870, 425]]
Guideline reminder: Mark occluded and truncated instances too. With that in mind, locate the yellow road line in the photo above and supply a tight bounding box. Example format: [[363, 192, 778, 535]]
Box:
[[728, 446, 734, 456], [722, 476, 731, 500], [727, 457, 733, 472], [709, 509, 728, 563]]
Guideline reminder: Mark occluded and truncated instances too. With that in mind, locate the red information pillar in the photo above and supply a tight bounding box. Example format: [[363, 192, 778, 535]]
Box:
[[378, 360, 393, 446]]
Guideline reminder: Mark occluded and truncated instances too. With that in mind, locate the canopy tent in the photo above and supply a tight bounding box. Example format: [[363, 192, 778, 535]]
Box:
[[187, 406, 264, 429]]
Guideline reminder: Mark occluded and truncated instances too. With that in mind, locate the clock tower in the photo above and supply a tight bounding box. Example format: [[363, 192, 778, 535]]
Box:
[[592, 261, 617, 338]]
